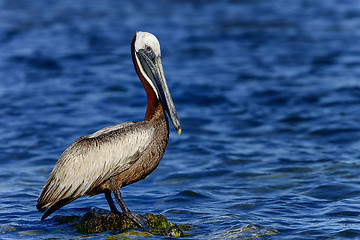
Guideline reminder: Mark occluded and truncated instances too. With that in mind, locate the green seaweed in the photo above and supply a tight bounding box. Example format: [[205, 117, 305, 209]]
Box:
[[55, 208, 189, 237]]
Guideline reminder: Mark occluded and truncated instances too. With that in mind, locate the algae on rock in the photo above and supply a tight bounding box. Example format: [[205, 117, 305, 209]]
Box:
[[55, 208, 187, 237]]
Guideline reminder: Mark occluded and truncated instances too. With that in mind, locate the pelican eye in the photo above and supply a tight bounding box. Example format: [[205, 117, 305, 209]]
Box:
[[142, 45, 156, 62], [145, 45, 152, 53]]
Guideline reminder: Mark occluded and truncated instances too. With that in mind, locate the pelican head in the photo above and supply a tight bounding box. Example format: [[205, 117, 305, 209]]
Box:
[[132, 31, 181, 135]]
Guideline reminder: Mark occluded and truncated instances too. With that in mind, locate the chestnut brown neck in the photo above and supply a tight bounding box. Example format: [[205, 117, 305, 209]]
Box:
[[131, 35, 164, 121]]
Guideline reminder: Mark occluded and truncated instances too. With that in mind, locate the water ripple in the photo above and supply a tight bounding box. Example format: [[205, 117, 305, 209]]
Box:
[[1, 0, 360, 239]]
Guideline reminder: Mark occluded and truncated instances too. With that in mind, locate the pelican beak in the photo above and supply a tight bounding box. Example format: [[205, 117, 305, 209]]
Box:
[[136, 50, 182, 135]]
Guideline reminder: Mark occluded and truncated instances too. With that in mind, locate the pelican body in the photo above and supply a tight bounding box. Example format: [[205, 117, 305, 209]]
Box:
[[37, 32, 181, 228]]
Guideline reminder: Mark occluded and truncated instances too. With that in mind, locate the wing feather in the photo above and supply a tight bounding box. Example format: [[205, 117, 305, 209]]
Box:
[[37, 121, 154, 211]]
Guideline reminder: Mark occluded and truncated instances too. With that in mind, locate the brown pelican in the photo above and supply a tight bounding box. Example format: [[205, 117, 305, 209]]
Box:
[[36, 31, 181, 228]]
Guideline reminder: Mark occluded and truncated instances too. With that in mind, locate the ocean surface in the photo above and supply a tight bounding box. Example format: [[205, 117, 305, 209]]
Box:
[[1, 0, 360, 239]]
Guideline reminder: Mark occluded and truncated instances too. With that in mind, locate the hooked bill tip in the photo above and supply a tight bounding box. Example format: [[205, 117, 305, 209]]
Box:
[[177, 127, 182, 135]]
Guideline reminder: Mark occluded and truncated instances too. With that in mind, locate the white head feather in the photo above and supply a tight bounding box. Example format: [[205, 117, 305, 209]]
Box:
[[133, 31, 163, 98], [134, 31, 161, 57]]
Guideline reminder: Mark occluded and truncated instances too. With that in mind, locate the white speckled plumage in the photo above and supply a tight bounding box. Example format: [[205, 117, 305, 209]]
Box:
[[38, 121, 154, 210]]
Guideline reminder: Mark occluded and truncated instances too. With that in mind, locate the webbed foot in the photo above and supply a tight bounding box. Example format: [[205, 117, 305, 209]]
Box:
[[106, 209, 122, 220], [125, 211, 149, 229], [112, 189, 149, 229]]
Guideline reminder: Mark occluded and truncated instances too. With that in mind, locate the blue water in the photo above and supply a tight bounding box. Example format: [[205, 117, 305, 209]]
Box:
[[1, 0, 360, 239]]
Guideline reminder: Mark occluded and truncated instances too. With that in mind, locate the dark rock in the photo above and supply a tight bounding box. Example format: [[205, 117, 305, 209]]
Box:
[[55, 208, 188, 237]]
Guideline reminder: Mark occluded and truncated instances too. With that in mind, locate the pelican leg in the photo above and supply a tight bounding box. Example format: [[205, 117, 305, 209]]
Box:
[[105, 190, 121, 215], [113, 189, 149, 229]]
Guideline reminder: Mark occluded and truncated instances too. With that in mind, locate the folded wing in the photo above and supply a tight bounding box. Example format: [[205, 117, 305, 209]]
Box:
[[37, 121, 154, 213]]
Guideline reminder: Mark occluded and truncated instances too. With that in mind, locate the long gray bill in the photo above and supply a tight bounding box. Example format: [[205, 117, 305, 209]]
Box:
[[137, 51, 182, 134]]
